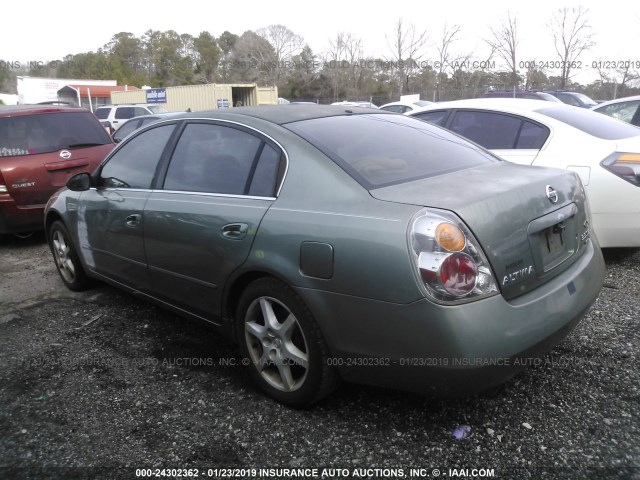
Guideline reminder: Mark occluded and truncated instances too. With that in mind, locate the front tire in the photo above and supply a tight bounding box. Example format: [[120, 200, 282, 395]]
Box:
[[48, 220, 89, 291], [236, 278, 338, 407]]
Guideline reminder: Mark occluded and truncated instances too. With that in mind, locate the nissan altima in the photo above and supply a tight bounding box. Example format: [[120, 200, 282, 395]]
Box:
[[45, 105, 605, 407]]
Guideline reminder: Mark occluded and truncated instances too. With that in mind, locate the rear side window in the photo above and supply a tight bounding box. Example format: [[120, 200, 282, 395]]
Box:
[[163, 123, 283, 196], [95, 108, 109, 119], [100, 124, 175, 189], [115, 107, 136, 119], [538, 106, 640, 140], [412, 110, 449, 126], [285, 114, 498, 189], [449, 111, 548, 149], [0, 111, 112, 157]]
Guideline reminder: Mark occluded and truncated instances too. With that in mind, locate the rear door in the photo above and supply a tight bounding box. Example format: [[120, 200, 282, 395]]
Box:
[[143, 121, 285, 321], [0, 111, 113, 206]]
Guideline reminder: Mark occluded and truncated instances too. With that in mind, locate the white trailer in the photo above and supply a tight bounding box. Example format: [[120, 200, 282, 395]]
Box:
[[16, 76, 117, 104]]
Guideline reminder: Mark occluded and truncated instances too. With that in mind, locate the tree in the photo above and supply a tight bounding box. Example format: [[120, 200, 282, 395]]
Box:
[[257, 25, 303, 84], [228, 31, 277, 84], [434, 23, 464, 101], [193, 32, 221, 83], [486, 12, 519, 88], [549, 6, 594, 89], [217, 31, 239, 82], [386, 18, 428, 95], [104, 32, 146, 85]]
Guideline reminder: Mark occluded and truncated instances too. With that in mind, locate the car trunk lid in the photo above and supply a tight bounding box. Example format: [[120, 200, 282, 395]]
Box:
[[371, 162, 590, 300]]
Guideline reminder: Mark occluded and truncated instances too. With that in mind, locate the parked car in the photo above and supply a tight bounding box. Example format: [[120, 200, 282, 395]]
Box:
[[408, 98, 640, 247], [483, 90, 562, 102], [112, 113, 177, 143], [0, 105, 114, 236], [379, 100, 433, 113], [591, 95, 640, 127], [543, 91, 597, 108], [94, 104, 169, 131], [331, 100, 378, 108], [45, 105, 604, 407]]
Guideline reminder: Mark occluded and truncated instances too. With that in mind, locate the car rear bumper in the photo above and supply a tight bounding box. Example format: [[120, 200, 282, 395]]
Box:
[[297, 239, 605, 396], [0, 196, 45, 234]]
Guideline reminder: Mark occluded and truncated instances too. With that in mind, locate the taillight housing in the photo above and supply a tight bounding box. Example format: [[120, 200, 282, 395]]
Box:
[[409, 208, 499, 304], [601, 153, 640, 186], [0, 170, 7, 193]]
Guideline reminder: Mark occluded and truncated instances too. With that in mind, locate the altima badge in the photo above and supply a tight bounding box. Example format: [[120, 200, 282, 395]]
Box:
[[60, 150, 71, 159], [546, 185, 558, 203]]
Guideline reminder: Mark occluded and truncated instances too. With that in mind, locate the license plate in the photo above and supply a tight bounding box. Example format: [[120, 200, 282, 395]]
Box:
[[543, 224, 565, 255], [541, 222, 571, 271]]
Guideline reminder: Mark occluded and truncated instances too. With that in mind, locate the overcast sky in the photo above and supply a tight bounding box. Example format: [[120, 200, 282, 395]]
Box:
[[2, 0, 639, 85]]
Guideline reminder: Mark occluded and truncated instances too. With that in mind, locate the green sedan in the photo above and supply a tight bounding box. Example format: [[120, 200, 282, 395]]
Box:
[[45, 105, 605, 407]]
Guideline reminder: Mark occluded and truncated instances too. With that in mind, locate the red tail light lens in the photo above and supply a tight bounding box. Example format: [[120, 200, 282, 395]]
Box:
[[440, 253, 478, 296], [410, 208, 498, 304]]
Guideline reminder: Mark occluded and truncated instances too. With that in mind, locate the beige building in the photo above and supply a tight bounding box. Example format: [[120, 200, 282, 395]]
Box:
[[111, 83, 278, 112]]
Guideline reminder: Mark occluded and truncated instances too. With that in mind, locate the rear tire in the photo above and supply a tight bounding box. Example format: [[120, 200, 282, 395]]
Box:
[[48, 220, 90, 291], [236, 278, 339, 407]]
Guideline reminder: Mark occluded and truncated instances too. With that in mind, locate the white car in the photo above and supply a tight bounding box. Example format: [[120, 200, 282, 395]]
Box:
[[331, 101, 378, 108], [591, 95, 640, 127], [379, 100, 433, 113], [408, 98, 640, 248]]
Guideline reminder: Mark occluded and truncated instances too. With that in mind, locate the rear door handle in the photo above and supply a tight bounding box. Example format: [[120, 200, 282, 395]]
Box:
[[221, 223, 249, 240], [125, 214, 142, 227]]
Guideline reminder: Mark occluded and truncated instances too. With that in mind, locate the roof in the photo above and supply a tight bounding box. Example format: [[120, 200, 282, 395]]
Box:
[[162, 104, 391, 125], [58, 85, 140, 98], [0, 104, 88, 116], [410, 98, 564, 115]]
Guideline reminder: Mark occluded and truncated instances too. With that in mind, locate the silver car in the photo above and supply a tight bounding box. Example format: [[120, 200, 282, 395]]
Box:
[[45, 105, 605, 407]]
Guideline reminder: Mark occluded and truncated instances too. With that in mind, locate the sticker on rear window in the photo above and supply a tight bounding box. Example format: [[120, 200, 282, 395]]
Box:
[[0, 147, 30, 157]]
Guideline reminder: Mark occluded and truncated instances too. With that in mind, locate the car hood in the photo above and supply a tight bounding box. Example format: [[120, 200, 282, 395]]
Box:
[[370, 162, 591, 300]]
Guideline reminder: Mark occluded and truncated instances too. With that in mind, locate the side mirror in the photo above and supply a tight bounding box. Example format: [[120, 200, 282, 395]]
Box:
[[66, 172, 92, 192]]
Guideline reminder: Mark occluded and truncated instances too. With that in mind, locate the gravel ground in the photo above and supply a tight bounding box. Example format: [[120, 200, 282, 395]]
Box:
[[0, 233, 638, 480]]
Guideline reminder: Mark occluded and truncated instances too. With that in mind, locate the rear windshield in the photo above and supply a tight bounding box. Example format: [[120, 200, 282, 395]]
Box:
[[285, 114, 499, 188], [537, 106, 640, 140], [149, 105, 169, 114], [0, 111, 111, 157]]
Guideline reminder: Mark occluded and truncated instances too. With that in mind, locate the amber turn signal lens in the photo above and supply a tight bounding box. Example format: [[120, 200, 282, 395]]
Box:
[[435, 223, 466, 252]]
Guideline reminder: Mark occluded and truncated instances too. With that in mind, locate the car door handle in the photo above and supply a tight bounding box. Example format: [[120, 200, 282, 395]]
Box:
[[221, 223, 249, 240], [125, 214, 142, 227]]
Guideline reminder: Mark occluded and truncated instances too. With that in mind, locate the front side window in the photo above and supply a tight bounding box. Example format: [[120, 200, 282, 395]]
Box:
[[163, 123, 283, 196], [595, 101, 640, 124], [100, 124, 175, 189]]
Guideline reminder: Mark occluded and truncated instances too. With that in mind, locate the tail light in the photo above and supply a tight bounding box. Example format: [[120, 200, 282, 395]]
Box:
[[601, 153, 640, 186], [409, 208, 498, 304], [0, 170, 7, 193]]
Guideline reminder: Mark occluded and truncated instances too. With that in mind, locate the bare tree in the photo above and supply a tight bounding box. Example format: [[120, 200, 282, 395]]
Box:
[[386, 18, 428, 95], [549, 6, 594, 89], [485, 12, 519, 88], [434, 23, 464, 100], [257, 25, 304, 82], [324, 32, 363, 101]]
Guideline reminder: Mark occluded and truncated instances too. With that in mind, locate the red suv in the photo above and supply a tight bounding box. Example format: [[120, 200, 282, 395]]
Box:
[[0, 105, 114, 235]]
